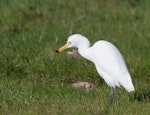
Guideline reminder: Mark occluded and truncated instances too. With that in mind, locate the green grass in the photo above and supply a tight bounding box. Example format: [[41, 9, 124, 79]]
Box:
[[0, 0, 150, 114]]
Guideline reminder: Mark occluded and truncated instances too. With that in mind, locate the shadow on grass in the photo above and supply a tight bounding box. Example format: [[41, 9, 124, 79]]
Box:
[[130, 90, 150, 102], [129, 78, 150, 103]]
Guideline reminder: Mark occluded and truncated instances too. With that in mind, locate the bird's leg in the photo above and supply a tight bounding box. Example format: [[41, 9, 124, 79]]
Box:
[[110, 87, 115, 105], [114, 87, 119, 106]]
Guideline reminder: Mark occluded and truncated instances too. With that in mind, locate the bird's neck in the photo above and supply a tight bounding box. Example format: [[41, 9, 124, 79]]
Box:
[[78, 47, 93, 62], [76, 37, 93, 62]]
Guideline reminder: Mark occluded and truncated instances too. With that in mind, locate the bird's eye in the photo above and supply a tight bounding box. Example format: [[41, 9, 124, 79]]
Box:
[[68, 42, 71, 45]]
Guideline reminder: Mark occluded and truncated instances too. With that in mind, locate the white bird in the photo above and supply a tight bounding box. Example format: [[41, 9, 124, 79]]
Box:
[[56, 34, 135, 105]]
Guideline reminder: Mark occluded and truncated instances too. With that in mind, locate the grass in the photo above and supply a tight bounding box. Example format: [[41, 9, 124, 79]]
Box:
[[0, 0, 150, 114]]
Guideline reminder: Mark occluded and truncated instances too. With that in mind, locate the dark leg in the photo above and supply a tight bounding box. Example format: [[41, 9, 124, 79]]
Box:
[[114, 87, 119, 106], [110, 87, 115, 105]]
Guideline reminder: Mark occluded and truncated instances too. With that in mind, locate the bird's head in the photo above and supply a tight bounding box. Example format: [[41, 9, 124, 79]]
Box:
[[56, 34, 90, 53]]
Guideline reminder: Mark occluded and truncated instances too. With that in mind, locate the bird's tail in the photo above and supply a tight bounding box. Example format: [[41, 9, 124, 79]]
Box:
[[121, 74, 135, 92]]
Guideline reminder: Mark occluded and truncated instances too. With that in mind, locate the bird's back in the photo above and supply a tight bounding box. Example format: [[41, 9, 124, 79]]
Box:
[[90, 40, 134, 92]]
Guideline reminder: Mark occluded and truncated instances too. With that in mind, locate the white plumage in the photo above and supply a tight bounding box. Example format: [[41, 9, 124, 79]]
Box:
[[56, 34, 135, 104]]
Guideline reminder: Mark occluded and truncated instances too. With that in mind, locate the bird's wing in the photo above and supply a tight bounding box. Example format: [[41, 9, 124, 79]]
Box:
[[91, 40, 130, 86]]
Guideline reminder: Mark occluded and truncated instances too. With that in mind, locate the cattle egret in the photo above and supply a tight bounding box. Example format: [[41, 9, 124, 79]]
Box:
[[56, 34, 135, 105]]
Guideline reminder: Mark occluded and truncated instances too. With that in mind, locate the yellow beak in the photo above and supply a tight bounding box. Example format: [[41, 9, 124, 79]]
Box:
[[56, 43, 69, 53]]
